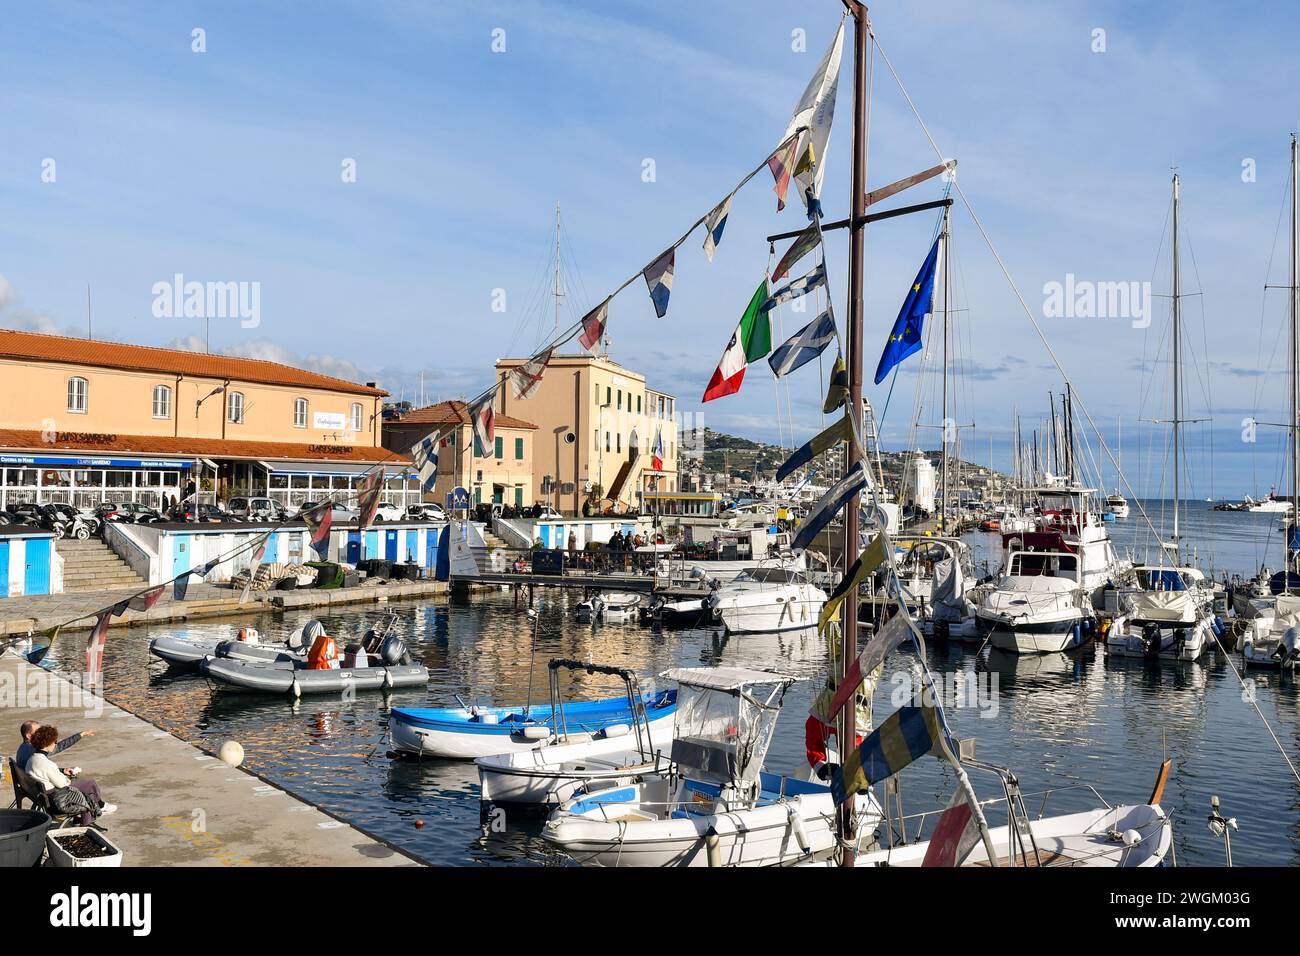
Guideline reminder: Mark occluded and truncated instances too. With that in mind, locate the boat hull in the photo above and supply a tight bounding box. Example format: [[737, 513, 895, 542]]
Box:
[[979, 612, 1086, 654], [391, 692, 678, 760], [200, 657, 428, 695]]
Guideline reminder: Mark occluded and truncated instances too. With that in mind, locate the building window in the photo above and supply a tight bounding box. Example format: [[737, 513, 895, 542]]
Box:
[[605, 432, 610, 452], [515, 437, 524, 460], [616, 434, 621, 454], [637, 394, 642, 414], [617, 390, 622, 410], [294, 397, 308, 428], [67, 377, 87, 414], [605, 386, 611, 406], [494, 436, 503, 459], [350, 403, 363, 431], [227, 390, 244, 423], [152, 384, 171, 419]]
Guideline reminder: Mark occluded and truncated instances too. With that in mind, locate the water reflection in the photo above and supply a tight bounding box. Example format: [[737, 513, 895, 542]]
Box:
[[37, 586, 1300, 866]]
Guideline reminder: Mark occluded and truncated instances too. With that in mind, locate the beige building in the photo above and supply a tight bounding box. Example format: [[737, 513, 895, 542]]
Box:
[[0, 327, 414, 510], [494, 353, 678, 515], [382, 400, 536, 508]]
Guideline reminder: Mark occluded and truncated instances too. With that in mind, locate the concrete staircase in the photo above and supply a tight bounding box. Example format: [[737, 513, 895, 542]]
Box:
[[56, 538, 148, 593]]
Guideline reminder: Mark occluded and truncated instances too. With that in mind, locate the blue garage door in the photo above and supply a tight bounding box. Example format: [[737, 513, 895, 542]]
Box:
[[346, 531, 361, 565], [365, 530, 379, 560], [425, 529, 438, 569], [262, 531, 279, 564], [0, 541, 9, 598], [384, 530, 398, 561], [24, 539, 51, 596], [405, 530, 418, 564]]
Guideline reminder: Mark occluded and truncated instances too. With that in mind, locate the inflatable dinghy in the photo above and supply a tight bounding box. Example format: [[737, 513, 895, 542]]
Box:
[[150, 627, 305, 669], [200, 656, 428, 695]]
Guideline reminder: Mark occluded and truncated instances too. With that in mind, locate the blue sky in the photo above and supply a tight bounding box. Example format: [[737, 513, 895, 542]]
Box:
[[2, 0, 1299, 497]]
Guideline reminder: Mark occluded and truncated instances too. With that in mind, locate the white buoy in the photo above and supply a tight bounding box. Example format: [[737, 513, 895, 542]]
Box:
[[219, 740, 245, 767]]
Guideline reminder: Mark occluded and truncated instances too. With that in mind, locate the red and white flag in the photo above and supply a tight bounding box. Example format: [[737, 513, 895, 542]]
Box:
[[922, 788, 982, 867], [508, 349, 552, 401], [469, 395, 496, 457], [578, 301, 608, 354], [84, 610, 112, 678], [127, 585, 166, 613]]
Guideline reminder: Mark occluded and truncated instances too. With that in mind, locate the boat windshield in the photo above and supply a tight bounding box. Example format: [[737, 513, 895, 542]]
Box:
[[1008, 551, 1078, 579], [732, 567, 800, 585], [670, 683, 781, 785]]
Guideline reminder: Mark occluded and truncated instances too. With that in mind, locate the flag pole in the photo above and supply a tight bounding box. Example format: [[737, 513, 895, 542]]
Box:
[[838, 0, 870, 868]]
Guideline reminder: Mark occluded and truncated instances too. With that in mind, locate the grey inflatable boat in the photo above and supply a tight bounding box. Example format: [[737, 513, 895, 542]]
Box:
[[149, 635, 304, 669], [199, 656, 428, 695]]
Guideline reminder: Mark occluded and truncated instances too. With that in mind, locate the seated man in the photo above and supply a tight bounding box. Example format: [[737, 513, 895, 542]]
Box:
[[15, 721, 95, 770]]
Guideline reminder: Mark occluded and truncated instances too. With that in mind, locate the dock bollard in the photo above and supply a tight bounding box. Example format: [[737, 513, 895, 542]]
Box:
[[219, 741, 245, 767]]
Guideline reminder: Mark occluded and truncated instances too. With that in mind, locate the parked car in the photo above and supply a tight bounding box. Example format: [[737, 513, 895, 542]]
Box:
[[227, 496, 287, 522], [371, 502, 405, 523], [174, 502, 229, 523], [296, 500, 358, 522], [405, 503, 447, 522]]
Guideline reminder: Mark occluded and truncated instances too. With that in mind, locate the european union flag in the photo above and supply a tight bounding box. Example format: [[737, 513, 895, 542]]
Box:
[[873, 236, 941, 384]]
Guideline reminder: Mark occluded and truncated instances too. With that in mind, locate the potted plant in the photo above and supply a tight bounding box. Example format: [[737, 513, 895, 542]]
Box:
[[45, 826, 123, 867]]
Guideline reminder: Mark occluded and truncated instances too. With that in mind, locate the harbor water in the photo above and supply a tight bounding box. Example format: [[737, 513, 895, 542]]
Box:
[[34, 499, 1300, 867]]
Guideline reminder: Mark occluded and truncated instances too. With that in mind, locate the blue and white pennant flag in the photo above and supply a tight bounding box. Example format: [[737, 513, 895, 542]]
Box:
[[411, 433, 440, 493], [702, 195, 732, 262], [643, 248, 675, 318], [760, 262, 826, 313], [768, 308, 836, 377]]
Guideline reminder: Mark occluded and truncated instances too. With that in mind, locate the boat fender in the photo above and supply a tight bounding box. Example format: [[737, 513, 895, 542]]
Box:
[[601, 723, 631, 739], [705, 827, 721, 868], [786, 803, 811, 855], [382, 668, 394, 691], [1212, 616, 1225, 638], [521, 725, 552, 741], [290, 677, 302, 699]]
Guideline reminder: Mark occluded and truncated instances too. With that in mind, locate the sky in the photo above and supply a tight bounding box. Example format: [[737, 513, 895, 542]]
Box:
[[2, 0, 1300, 498]]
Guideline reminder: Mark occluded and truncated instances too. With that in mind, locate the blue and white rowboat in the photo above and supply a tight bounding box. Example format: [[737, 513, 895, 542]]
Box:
[[391, 690, 678, 760]]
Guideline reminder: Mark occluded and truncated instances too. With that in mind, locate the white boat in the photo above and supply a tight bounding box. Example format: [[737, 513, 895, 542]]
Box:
[[1244, 493, 1293, 513], [1104, 589, 1216, 661], [1241, 598, 1300, 669], [977, 549, 1093, 653], [575, 592, 642, 623], [1104, 492, 1130, 519], [543, 666, 883, 867], [706, 563, 827, 634], [888, 536, 982, 642], [477, 662, 676, 806]]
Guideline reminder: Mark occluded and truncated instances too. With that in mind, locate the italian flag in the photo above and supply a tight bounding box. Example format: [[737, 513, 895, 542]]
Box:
[[702, 278, 771, 402]]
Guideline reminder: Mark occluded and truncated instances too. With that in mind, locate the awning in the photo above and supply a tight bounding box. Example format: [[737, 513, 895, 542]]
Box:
[[261, 459, 415, 479]]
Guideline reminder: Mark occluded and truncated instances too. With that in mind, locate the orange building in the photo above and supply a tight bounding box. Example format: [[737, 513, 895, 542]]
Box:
[[0, 328, 415, 510]]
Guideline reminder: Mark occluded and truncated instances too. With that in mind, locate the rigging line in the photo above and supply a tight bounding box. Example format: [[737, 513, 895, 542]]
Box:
[[871, 35, 1166, 552], [1208, 628, 1300, 785]]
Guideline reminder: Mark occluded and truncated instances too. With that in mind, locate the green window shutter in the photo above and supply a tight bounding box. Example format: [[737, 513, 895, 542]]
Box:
[[515, 486, 523, 506], [515, 437, 524, 459], [494, 436, 503, 459]]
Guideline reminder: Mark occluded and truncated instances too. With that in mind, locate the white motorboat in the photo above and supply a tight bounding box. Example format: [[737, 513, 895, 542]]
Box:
[[1241, 598, 1300, 669], [477, 661, 676, 806], [543, 666, 883, 867], [1104, 492, 1130, 519], [1104, 589, 1217, 661], [977, 549, 1094, 653], [706, 563, 827, 634], [1244, 493, 1293, 513], [575, 592, 642, 623], [888, 536, 981, 642]]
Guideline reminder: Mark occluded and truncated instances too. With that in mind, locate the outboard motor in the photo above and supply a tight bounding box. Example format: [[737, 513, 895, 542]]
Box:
[[1274, 625, 1300, 667], [1141, 621, 1162, 658], [379, 634, 410, 666], [361, 628, 384, 654]]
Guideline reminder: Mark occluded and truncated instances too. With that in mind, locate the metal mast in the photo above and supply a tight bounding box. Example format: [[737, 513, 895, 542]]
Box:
[[839, 0, 870, 868], [1171, 172, 1182, 562], [940, 207, 951, 531], [1291, 136, 1299, 588], [553, 203, 564, 340]]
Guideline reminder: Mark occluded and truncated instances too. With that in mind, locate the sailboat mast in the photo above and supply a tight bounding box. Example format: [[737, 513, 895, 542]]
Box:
[[839, 0, 869, 869], [1171, 173, 1181, 559], [553, 203, 564, 340], [940, 208, 951, 531], [1291, 135, 1299, 588]]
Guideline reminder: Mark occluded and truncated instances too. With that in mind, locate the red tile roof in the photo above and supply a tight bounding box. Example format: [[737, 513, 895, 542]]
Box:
[[0, 328, 386, 397], [391, 400, 536, 430], [0, 429, 409, 464]]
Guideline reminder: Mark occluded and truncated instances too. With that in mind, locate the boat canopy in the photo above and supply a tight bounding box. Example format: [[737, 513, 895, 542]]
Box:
[[660, 666, 798, 691], [1126, 590, 1200, 623]]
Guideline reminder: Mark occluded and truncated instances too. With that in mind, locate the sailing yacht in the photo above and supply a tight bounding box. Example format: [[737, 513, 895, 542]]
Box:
[[1103, 173, 1217, 661], [1235, 135, 1300, 666]]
